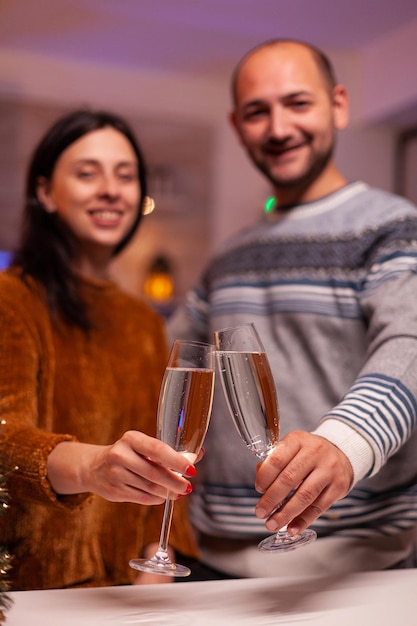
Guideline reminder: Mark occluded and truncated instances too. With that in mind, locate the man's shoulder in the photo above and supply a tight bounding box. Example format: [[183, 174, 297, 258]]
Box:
[[336, 183, 417, 234], [357, 183, 417, 215]]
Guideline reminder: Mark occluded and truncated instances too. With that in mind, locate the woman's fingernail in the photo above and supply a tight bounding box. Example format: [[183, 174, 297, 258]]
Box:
[[185, 465, 196, 477], [184, 483, 193, 495]]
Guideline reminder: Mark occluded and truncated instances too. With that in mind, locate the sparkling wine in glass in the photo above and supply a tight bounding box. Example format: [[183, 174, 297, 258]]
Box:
[[129, 339, 215, 576], [214, 322, 316, 552]]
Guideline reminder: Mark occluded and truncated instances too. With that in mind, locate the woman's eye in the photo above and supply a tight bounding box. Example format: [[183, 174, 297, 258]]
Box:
[[118, 171, 138, 182], [77, 170, 95, 179]]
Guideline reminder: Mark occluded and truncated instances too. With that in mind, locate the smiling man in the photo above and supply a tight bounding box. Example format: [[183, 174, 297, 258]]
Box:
[[230, 40, 348, 206], [169, 39, 417, 579]]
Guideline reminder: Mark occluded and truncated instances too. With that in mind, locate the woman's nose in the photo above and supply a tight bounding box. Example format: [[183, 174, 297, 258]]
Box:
[[98, 175, 120, 198]]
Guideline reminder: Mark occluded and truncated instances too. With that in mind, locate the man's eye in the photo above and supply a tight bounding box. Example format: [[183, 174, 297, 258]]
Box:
[[291, 100, 311, 109], [243, 109, 267, 120]]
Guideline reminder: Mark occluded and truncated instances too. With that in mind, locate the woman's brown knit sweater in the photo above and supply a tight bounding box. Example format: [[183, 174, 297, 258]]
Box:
[[0, 268, 198, 590]]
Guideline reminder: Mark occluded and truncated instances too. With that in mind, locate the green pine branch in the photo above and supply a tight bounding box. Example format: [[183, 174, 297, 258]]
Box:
[[0, 465, 17, 619]]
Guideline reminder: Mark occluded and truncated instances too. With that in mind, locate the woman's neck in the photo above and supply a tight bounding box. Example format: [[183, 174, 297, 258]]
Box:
[[72, 247, 114, 281]]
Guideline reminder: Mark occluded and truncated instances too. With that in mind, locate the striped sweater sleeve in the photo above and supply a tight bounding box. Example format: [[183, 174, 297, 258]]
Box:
[[316, 239, 417, 482]]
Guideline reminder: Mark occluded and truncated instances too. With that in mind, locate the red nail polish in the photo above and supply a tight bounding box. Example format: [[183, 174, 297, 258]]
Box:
[[185, 465, 196, 477], [184, 483, 193, 495]]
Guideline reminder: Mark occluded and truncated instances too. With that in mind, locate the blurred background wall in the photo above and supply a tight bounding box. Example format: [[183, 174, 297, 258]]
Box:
[[0, 0, 416, 312]]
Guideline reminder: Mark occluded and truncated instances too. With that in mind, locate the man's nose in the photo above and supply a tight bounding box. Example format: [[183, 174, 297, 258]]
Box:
[[268, 107, 291, 139]]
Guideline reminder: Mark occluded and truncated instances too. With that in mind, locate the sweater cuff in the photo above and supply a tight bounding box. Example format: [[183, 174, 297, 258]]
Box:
[[313, 418, 374, 485]]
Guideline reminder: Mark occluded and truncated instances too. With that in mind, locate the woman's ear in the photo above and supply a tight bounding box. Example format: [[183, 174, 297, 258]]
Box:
[[36, 177, 57, 213]]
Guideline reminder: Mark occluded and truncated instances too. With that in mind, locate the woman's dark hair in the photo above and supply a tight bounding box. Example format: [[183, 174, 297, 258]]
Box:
[[12, 108, 148, 330]]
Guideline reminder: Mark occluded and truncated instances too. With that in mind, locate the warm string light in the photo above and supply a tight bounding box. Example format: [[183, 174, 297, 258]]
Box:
[[142, 196, 155, 215]]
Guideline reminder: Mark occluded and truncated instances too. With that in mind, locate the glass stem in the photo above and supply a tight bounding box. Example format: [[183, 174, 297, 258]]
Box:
[[275, 525, 299, 542], [154, 497, 175, 559]]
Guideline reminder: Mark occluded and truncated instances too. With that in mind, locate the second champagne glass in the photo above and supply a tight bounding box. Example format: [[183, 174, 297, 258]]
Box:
[[214, 322, 316, 552], [129, 339, 215, 576]]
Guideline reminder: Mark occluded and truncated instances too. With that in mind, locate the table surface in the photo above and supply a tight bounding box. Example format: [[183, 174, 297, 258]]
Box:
[[5, 569, 417, 626]]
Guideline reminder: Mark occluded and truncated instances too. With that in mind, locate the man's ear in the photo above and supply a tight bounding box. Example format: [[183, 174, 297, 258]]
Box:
[[229, 110, 238, 132], [228, 109, 247, 147], [332, 84, 349, 131], [36, 177, 57, 213]]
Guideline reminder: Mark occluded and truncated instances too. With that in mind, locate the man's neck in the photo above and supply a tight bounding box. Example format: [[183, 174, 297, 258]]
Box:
[[274, 167, 347, 208]]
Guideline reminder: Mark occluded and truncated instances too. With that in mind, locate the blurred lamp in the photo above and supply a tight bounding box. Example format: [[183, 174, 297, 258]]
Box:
[[144, 255, 174, 302]]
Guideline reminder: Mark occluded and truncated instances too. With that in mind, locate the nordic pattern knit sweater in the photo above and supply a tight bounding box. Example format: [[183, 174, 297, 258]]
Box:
[[169, 182, 417, 548], [0, 269, 197, 590]]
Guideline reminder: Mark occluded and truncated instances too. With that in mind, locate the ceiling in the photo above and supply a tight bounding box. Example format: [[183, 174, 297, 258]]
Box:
[[1, 0, 417, 78]]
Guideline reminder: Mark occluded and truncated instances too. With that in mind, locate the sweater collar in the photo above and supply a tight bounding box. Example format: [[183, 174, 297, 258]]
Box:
[[76, 272, 118, 295], [266, 181, 368, 222]]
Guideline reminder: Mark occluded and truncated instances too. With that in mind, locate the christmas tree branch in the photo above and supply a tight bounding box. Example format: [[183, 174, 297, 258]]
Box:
[[0, 464, 17, 621]]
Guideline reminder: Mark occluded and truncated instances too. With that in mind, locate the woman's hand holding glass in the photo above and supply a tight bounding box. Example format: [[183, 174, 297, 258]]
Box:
[[46, 431, 197, 505], [130, 339, 215, 577]]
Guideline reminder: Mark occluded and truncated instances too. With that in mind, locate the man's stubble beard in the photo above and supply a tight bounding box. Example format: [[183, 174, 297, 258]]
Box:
[[247, 139, 336, 200]]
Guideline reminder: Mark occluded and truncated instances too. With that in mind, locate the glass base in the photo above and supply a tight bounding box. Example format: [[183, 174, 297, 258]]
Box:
[[258, 528, 317, 552], [129, 557, 191, 577], [105, 611, 191, 624]]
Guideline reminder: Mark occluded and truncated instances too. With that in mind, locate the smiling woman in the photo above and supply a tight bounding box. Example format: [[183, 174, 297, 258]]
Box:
[[13, 109, 149, 329], [0, 109, 199, 591], [35, 125, 141, 280]]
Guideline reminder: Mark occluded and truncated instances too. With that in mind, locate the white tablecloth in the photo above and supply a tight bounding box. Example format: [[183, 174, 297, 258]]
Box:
[[6, 569, 417, 625]]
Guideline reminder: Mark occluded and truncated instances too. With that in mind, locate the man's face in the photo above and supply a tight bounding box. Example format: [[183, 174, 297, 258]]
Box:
[[231, 43, 347, 203]]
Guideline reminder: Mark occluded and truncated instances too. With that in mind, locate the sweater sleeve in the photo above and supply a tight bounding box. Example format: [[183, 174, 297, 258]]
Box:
[[0, 276, 86, 508], [316, 241, 417, 483]]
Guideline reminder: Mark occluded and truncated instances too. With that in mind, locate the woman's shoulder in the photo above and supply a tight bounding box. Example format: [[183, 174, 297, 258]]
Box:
[[112, 287, 166, 332], [82, 277, 166, 334], [0, 266, 41, 296], [115, 288, 161, 317], [0, 268, 47, 320], [94, 278, 163, 317]]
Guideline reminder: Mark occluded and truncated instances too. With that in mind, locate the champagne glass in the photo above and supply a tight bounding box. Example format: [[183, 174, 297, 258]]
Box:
[[214, 323, 316, 552], [129, 339, 215, 576]]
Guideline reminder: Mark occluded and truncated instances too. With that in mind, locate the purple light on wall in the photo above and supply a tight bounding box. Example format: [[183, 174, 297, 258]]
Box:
[[0, 251, 12, 270]]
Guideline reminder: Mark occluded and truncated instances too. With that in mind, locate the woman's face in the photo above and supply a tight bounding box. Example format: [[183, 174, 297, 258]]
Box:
[[37, 126, 141, 257]]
